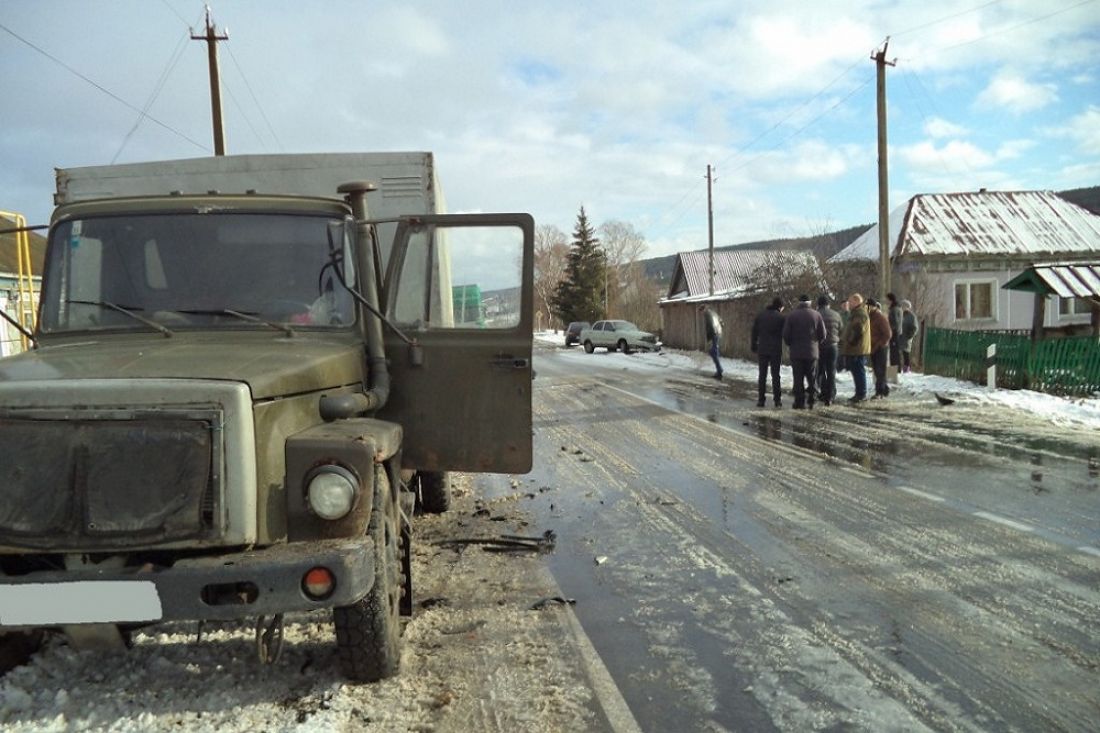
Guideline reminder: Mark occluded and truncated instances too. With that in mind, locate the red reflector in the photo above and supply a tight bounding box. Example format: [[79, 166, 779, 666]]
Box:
[[302, 567, 335, 599]]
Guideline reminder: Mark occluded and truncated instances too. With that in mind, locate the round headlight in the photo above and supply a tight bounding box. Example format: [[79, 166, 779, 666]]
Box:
[[307, 467, 358, 520]]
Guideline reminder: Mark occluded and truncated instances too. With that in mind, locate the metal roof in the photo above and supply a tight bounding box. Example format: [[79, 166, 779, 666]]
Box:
[[665, 249, 820, 300], [1002, 262, 1100, 298], [829, 190, 1100, 262]]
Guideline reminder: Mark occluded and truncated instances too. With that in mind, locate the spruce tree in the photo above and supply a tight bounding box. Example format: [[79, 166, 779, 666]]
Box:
[[551, 207, 606, 324]]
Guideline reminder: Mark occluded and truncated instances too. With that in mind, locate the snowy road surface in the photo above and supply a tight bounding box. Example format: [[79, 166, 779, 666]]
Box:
[[2, 337, 1097, 731]]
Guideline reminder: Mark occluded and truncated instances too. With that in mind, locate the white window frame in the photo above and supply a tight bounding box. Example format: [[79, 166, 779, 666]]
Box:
[[953, 278, 998, 323], [1056, 295, 1092, 322]]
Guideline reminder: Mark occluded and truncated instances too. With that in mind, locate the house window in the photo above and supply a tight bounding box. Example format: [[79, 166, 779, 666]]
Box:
[[1058, 296, 1091, 317], [954, 281, 995, 320]]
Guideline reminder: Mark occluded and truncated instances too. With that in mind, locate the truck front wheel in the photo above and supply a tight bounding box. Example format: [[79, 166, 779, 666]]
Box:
[[417, 471, 451, 514], [333, 468, 401, 682], [583, 340, 594, 354]]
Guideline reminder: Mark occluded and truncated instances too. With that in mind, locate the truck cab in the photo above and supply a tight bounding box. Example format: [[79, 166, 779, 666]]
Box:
[[0, 182, 534, 681]]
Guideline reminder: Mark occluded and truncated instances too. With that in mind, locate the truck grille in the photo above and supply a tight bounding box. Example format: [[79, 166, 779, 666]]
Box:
[[0, 410, 223, 550]]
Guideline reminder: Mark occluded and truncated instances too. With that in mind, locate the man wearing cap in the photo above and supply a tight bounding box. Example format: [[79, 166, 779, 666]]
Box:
[[815, 295, 843, 406], [840, 293, 871, 403], [751, 297, 786, 407], [782, 294, 827, 409]]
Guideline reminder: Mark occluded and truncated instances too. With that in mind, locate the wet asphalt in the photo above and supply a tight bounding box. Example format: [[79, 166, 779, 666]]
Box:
[[480, 342, 1100, 732]]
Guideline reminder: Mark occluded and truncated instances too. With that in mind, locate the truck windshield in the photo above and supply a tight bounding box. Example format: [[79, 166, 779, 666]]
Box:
[[39, 212, 356, 334]]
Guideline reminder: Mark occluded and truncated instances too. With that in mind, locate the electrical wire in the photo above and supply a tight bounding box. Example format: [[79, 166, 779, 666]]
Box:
[[111, 30, 191, 163], [225, 44, 284, 151], [0, 20, 209, 152]]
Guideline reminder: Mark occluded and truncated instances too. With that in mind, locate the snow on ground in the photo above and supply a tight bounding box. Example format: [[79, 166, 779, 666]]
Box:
[[535, 331, 1100, 431]]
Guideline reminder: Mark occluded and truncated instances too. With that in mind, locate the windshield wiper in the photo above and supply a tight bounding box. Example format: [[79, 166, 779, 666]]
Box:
[[173, 308, 295, 337], [66, 299, 173, 337], [219, 309, 295, 337]]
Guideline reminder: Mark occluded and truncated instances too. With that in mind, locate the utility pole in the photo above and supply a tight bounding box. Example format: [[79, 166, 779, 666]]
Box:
[[192, 5, 229, 155], [706, 164, 715, 296], [872, 39, 896, 300]]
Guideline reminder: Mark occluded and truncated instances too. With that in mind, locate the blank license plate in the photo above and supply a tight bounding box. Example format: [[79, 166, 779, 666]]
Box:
[[0, 581, 163, 625]]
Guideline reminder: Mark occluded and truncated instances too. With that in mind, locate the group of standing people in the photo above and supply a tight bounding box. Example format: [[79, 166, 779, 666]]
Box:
[[740, 292, 917, 408]]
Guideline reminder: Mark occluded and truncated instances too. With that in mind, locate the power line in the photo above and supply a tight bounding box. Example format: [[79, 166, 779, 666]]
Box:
[[0, 20, 209, 152], [916, 0, 1097, 56], [111, 30, 191, 163], [225, 44, 284, 151], [889, 0, 1004, 38], [651, 54, 870, 242], [222, 79, 268, 150]]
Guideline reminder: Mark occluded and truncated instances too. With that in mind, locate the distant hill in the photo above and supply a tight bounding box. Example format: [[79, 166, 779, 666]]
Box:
[[641, 223, 872, 289], [640, 185, 1100, 290], [1057, 186, 1100, 215]]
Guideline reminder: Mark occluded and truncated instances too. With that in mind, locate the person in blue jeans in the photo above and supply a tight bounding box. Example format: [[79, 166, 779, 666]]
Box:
[[698, 304, 723, 379], [839, 293, 871, 403]]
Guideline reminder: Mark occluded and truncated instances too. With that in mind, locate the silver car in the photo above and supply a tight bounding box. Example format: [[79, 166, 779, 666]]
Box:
[[580, 320, 661, 354]]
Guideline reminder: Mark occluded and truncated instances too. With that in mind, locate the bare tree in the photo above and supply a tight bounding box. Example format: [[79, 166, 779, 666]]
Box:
[[534, 224, 569, 332], [598, 220, 648, 318]]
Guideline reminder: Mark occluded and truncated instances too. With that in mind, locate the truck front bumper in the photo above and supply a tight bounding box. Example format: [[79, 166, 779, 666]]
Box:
[[0, 538, 374, 628]]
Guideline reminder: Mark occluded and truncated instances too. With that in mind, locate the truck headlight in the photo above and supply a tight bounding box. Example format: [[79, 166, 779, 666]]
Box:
[[306, 466, 359, 520]]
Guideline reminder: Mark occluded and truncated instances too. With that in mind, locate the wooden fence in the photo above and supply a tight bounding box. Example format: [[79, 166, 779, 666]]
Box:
[[924, 327, 1100, 396]]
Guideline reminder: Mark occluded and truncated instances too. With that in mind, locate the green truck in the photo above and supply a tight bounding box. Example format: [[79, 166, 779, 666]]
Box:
[[0, 154, 534, 681]]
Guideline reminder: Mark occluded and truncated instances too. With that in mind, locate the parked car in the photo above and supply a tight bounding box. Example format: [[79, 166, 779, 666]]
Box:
[[564, 321, 590, 347], [580, 320, 661, 354]]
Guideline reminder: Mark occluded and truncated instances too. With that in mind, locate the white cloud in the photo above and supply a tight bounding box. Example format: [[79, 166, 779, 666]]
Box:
[[898, 140, 994, 172], [1052, 106, 1100, 156], [995, 139, 1035, 160], [744, 141, 862, 184], [923, 117, 968, 139], [974, 73, 1058, 115]]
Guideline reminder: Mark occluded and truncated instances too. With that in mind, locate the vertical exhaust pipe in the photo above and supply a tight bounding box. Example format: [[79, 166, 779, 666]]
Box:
[[328, 181, 390, 415]]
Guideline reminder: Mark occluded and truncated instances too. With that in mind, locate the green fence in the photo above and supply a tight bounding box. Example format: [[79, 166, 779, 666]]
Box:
[[924, 327, 1100, 396]]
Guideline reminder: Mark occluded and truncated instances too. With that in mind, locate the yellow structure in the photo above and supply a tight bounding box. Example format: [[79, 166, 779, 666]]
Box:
[[1, 210, 37, 351]]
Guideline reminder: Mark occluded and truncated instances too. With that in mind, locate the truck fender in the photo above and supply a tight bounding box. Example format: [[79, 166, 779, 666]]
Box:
[[284, 418, 402, 541]]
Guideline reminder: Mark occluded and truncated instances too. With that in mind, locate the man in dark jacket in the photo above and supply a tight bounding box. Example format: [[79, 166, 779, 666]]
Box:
[[840, 293, 871, 402], [815, 295, 842, 406], [782, 295, 827, 409], [887, 292, 903, 368], [751, 297, 785, 407], [868, 298, 893, 398]]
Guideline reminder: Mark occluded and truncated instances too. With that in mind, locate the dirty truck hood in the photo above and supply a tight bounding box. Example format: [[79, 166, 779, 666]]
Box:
[[0, 335, 365, 399]]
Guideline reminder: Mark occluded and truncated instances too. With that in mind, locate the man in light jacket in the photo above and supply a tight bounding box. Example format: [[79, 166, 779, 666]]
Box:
[[867, 298, 893, 399], [698, 304, 723, 380], [840, 293, 871, 403], [782, 295, 827, 409]]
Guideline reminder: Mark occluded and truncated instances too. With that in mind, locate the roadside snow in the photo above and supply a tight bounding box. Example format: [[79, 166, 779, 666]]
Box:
[[0, 478, 605, 732], [535, 331, 1100, 430]]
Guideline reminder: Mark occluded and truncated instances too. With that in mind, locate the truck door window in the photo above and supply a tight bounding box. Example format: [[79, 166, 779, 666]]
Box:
[[389, 224, 523, 330]]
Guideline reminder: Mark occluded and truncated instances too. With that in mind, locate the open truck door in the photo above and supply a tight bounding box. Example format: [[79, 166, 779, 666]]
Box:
[[378, 213, 534, 474]]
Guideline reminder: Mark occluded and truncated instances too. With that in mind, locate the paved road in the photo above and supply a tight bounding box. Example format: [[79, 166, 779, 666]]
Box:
[[503, 342, 1100, 732]]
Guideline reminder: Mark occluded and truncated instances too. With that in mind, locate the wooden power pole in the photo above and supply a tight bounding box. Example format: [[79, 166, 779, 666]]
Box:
[[192, 5, 229, 156], [872, 39, 896, 299], [706, 164, 715, 296]]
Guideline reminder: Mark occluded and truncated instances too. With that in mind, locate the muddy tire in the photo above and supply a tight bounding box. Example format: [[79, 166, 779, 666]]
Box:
[[618, 339, 631, 354], [583, 340, 594, 354], [417, 470, 451, 514], [333, 469, 401, 682]]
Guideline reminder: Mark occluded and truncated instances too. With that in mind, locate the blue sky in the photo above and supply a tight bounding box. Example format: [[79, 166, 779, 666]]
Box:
[[1, 0, 1098, 258]]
